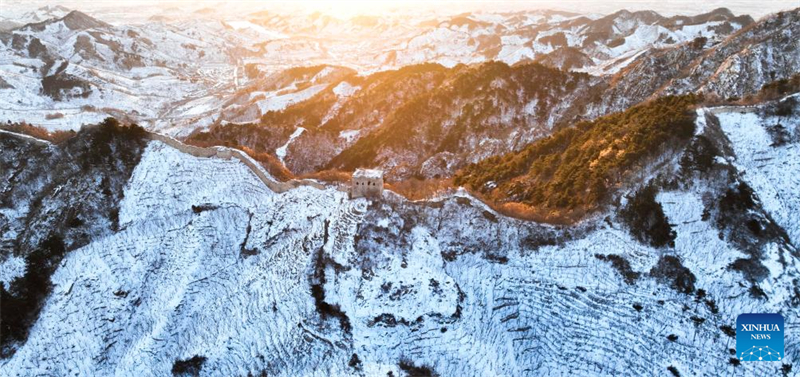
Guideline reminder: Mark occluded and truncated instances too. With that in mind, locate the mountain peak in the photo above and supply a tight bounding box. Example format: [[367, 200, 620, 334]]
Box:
[[708, 7, 735, 17], [61, 10, 108, 30]]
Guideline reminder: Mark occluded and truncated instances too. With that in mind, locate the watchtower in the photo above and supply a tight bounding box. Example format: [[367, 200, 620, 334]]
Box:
[[351, 169, 383, 198]]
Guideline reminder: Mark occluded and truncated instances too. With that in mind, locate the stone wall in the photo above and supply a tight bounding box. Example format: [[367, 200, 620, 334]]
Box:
[[0, 129, 52, 146], [145, 133, 325, 194], [2, 125, 331, 195]]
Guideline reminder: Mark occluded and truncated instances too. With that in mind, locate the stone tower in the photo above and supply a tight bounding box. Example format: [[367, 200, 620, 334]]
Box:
[[350, 169, 384, 198]]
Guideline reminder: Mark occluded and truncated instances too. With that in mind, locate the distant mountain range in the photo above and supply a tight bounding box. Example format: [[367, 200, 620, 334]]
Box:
[[0, 6, 763, 135], [185, 8, 799, 182]]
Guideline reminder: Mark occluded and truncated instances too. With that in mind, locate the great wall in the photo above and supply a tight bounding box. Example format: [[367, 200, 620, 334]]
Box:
[[143, 132, 328, 194], [0, 126, 330, 195], [0, 128, 52, 146], [7, 94, 786, 201]]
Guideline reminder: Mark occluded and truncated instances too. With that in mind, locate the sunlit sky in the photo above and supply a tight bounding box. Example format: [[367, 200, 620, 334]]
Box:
[[2, 0, 798, 19]]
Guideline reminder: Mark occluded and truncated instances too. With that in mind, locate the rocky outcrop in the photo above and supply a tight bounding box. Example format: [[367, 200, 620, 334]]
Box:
[[604, 7, 800, 110]]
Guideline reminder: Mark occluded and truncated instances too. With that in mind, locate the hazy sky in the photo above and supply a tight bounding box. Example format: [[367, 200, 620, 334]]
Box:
[[2, 0, 798, 18]]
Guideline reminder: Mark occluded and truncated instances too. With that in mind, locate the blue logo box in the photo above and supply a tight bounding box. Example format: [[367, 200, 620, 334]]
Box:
[[736, 313, 784, 362]]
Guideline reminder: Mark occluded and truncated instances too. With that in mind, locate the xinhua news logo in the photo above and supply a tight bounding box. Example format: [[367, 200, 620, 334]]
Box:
[[736, 313, 784, 362]]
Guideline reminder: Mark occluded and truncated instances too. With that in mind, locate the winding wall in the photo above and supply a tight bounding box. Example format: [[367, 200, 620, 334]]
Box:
[[144, 133, 327, 194]]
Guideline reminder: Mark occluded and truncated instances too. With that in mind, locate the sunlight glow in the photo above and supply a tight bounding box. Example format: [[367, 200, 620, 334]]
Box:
[[7, 0, 798, 18]]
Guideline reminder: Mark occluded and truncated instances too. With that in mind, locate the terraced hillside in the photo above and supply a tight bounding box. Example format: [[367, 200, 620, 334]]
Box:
[[1, 98, 798, 375]]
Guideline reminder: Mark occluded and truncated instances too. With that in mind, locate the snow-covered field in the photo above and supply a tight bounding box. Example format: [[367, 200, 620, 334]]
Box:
[[2, 105, 797, 375]]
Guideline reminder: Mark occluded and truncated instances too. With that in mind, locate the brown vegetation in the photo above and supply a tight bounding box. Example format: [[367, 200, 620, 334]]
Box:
[[744, 73, 800, 103], [455, 95, 699, 218], [300, 169, 351, 184], [384, 177, 453, 202], [0, 122, 76, 143], [191, 62, 598, 180], [702, 73, 800, 106], [185, 138, 295, 182], [466, 190, 585, 224], [240, 146, 295, 182], [327, 62, 594, 175]]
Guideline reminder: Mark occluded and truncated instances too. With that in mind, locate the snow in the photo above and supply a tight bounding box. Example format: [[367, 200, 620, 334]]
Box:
[[679, 21, 727, 40], [332, 81, 359, 97], [275, 126, 305, 163], [119, 141, 273, 226], [0, 6, 749, 134], [255, 84, 327, 115], [1, 8, 797, 377], [2, 135, 796, 376], [0, 14, 242, 135], [332, 225, 459, 322], [608, 24, 668, 57], [658, 190, 752, 290], [714, 103, 800, 244], [3, 139, 353, 376], [577, 48, 648, 76], [312, 66, 335, 82], [395, 27, 483, 67], [523, 98, 539, 116], [226, 20, 288, 40], [320, 81, 361, 126], [530, 39, 555, 55], [694, 108, 707, 135], [0, 129, 51, 145], [500, 35, 526, 45], [352, 168, 383, 179], [338, 129, 360, 143], [175, 95, 221, 117], [496, 44, 535, 65], [0, 255, 25, 286]]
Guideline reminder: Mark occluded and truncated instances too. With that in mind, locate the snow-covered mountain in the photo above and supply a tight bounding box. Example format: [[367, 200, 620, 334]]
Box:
[[245, 7, 751, 70], [1, 4, 800, 377], [600, 8, 800, 112], [0, 5, 71, 31], [1, 95, 798, 376], [181, 9, 799, 183], [0, 10, 247, 133], [0, 6, 759, 135], [188, 62, 602, 180]]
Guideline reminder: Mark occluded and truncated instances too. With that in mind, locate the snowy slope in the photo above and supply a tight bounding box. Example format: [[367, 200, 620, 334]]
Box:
[[714, 96, 800, 244], [2, 108, 798, 376], [1, 141, 347, 376], [0, 10, 244, 135]]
